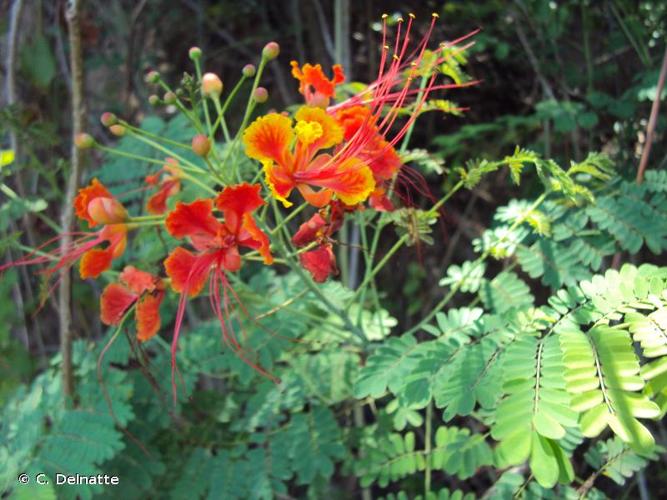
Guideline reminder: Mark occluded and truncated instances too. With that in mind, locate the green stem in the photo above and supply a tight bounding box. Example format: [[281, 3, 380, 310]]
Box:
[[424, 402, 433, 498], [119, 120, 191, 151]]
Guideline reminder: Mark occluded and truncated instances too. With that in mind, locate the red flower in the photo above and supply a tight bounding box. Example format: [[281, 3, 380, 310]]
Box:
[[100, 266, 165, 342], [145, 158, 182, 215], [163, 183, 274, 399], [291, 203, 348, 282]]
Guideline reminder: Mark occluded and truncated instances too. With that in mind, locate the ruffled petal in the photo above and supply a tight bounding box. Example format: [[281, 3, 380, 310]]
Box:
[[79, 248, 113, 279], [119, 265, 157, 294], [292, 213, 327, 246], [263, 160, 295, 208], [215, 183, 265, 235], [74, 178, 113, 227], [164, 247, 213, 297], [300, 244, 337, 283], [136, 291, 164, 342], [295, 156, 375, 206], [243, 113, 294, 166], [238, 213, 273, 265], [100, 283, 138, 325], [364, 137, 402, 182], [165, 199, 220, 240], [295, 106, 343, 152], [147, 179, 180, 215], [369, 187, 395, 212], [336, 105, 373, 141], [290, 62, 345, 105]]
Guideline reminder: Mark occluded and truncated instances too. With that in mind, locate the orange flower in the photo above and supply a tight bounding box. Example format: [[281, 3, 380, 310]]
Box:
[[243, 106, 375, 208], [0, 178, 129, 307], [74, 178, 127, 226], [290, 62, 345, 107], [145, 158, 182, 214], [163, 183, 274, 399], [100, 266, 165, 342]]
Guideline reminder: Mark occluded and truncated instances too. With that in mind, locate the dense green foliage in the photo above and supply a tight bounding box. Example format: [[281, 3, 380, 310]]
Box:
[[2, 0, 667, 498]]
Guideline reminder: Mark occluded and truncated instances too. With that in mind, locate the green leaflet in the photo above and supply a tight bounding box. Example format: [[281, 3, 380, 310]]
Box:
[[492, 335, 577, 487], [560, 325, 659, 453]]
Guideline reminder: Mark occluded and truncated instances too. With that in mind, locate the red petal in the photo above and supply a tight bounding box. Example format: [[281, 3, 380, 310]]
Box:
[[136, 291, 164, 342], [300, 245, 336, 283], [79, 248, 113, 279], [292, 213, 327, 246], [100, 283, 138, 325], [146, 179, 180, 215], [215, 183, 265, 235], [164, 247, 213, 297], [165, 199, 219, 239], [119, 265, 157, 294], [238, 213, 273, 265]]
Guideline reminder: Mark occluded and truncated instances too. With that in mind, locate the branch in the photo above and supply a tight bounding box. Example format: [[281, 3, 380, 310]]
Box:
[[60, 0, 86, 403], [636, 44, 667, 184]]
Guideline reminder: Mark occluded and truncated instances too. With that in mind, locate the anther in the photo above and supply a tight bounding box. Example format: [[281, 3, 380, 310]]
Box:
[[382, 13, 388, 19], [409, 13, 416, 19], [397, 17, 404, 23], [384, 45, 390, 50], [393, 54, 400, 61], [432, 12, 439, 18]]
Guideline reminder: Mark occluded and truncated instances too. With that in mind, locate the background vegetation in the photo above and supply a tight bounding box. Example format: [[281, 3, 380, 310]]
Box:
[[1, 0, 667, 498]]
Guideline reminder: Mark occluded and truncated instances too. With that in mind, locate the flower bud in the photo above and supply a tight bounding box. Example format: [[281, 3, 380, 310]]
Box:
[[148, 94, 160, 106], [100, 112, 117, 127], [163, 91, 177, 104], [87, 197, 128, 225], [145, 70, 160, 84], [75, 133, 95, 149], [201, 73, 223, 98], [191, 134, 211, 157], [262, 42, 280, 61], [242, 64, 256, 78], [189, 47, 202, 60], [253, 87, 269, 103], [109, 125, 126, 137]]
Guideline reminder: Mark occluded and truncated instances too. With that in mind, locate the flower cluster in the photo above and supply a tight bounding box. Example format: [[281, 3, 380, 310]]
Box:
[[1, 13, 469, 398]]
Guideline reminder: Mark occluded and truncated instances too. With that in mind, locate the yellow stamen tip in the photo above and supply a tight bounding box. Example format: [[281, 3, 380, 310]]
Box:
[[409, 13, 416, 19], [432, 12, 439, 19], [382, 13, 388, 19], [383, 44, 390, 50], [397, 17, 404, 23], [393, 54, 400, 61], [295, 120, 324, 146]]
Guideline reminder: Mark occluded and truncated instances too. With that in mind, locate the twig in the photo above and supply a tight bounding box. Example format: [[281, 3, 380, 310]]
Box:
[[636, 45, 667, 184], [59, 0, 85, 403]]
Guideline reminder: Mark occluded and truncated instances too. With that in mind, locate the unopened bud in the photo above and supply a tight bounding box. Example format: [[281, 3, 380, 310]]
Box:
[[253, 87, 269, 103], [145, 71, 160, 84], [148, 94, 160, 106], [109, 125, 126, 137], [242, 64, 256, 77], [100, 112, 117, 127], [75, 133, 95, 149], [201, 73, 223, 97], [163, 91, 177, 104], [87, 197, 128, 225], [262, 42, 280, 61], [191, 135, 211, 157], [189, 47, 202, 60]]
